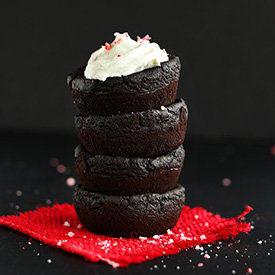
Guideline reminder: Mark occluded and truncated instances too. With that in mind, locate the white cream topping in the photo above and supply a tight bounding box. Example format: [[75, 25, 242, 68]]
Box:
[[84, 32, 169, 81]]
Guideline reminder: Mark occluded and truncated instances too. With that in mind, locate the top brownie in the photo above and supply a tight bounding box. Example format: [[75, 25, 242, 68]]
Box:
[[67, 54, 181, 116]]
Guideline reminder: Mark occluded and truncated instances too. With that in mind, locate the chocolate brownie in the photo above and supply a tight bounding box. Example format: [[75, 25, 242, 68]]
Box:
[[73, 183, 185, 237], [74, 143, 185, 195], [67, 55, 180, 116], [75, 98, 188, 158]]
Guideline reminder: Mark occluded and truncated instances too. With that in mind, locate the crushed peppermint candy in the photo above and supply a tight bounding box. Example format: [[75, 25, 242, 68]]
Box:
[[67, 232, 75, 237], [66, 177, 76, 187], [105, 42, 111, 50], [204, 253, 210, 259], [77, 224, 82, 229], [167, 229, 173, 235], [222, 178, 232, 187], [114, 32, 128, 44], [63, 221, 70, 227], [56, 164, 66, 173], [15, 190, 23, 197], [137, 35, 151, 43], [46, 199, 52, 205]]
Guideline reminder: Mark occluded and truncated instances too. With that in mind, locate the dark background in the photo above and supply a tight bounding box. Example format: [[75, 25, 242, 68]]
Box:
[[1, 0, 275, 140], [1, 1, 275, 274]]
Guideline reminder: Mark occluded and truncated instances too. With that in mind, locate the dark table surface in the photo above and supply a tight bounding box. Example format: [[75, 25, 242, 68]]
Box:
[[0, 132, 274, 275]]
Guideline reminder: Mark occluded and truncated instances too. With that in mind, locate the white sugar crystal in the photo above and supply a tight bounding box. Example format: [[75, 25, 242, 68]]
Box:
[[63, 221, 70, 227], [16, 190, 23, 197], [204, 253, 210, 259], [67, 232, 75, 237]]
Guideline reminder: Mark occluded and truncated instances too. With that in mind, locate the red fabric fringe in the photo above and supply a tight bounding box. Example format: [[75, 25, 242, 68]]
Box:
[[0, 204, 252, 268]]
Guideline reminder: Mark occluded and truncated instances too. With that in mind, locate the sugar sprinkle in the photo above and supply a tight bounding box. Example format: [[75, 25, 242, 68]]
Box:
[[15, 190, 23, 197], [222, 178, 232, 187], [66, 177, 76, 187]]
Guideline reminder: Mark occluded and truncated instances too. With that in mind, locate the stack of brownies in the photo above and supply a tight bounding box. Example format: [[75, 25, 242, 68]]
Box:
[[67, 54, 188, 237]]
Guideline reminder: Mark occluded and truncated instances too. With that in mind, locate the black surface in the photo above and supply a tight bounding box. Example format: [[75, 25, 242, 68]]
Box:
[[0, 132, 274, 274], [1, 1, 275, 139]]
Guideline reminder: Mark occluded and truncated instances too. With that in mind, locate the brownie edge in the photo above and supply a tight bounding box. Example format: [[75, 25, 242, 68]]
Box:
[[67, 54, 181, 116], [75, 98, 188, 158], [74, 143, 185, 195], [73, 183, 185, 238]]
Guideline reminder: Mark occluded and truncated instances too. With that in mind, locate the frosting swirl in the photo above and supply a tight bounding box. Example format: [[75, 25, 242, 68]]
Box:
[[84, 32, 169, 81]]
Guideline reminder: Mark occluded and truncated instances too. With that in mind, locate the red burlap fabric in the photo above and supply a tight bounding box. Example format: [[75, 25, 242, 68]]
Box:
[[0, 204, 252, 267]]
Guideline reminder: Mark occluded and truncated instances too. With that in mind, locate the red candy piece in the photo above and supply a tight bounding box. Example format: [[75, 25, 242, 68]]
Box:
[[137, 35, 151, 43], [114, 32, 128, 44], [105, 43, 111, 50], [137, 36, 143, 43], [142, 34, 151, 41]]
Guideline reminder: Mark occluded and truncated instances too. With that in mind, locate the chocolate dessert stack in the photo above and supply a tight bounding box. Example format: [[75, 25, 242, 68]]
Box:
[[67, 34, 188, 237]]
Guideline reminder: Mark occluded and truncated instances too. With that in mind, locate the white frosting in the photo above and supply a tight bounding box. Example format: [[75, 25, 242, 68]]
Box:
[[84, 32, 169, 81]]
